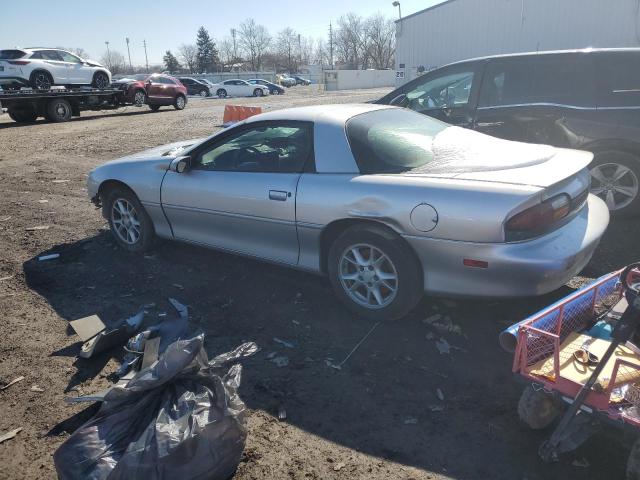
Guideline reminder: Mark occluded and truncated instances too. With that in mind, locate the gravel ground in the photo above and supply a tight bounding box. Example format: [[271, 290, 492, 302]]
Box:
[[1, 86, 639, 480]]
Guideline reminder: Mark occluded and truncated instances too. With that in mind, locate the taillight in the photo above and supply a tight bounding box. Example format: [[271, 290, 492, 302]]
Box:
[[505, 194, 571, 241], [8, 60, 29, 65]]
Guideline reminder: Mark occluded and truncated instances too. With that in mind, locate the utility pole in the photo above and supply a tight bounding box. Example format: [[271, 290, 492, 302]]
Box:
[[231, 28, 237, 61], [298, 33, 302, 70], [125, 37, 133, 73], [330, 23, 335, 69], [105, 41, 111, 69], [143, 39, 149, 73]]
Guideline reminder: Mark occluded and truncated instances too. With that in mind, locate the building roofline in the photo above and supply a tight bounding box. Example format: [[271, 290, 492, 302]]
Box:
[[395, 0, 460, 23]]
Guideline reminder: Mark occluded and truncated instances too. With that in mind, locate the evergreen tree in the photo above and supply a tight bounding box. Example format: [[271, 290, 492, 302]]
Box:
[[196, 26, 219, 73], [163, 50, 181, 73]]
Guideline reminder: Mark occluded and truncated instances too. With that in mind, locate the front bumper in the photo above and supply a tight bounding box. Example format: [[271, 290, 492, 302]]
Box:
[[403, 194, 610, 297]]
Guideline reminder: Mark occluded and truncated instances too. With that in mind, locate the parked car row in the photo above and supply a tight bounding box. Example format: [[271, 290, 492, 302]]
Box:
[[377, 47, 640, 217]]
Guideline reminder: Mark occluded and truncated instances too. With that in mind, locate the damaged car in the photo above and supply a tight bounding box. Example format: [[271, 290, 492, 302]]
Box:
[[87, 104, 609, 320]]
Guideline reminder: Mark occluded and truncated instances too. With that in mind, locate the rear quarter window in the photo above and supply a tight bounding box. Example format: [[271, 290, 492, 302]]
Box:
[[0, 50, 26, 59]]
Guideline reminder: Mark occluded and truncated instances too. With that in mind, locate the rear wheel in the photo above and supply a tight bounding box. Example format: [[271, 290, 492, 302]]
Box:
[[517, 385, 562, 430], [92, 71, 110, 89], [217, 89, 227, 98], [104, 187, 155, 253], [8, 106, 38, 123], [327, 224, 423, 321], [173, 95, 186, 110], [30, 70, 53, 90], [46, 98, 72, 122], [590, 151, 640, 217]]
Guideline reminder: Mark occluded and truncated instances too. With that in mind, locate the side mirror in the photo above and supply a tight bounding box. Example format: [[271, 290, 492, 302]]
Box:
[[389, 93, 408, 107], [170, 156, 191, 173]]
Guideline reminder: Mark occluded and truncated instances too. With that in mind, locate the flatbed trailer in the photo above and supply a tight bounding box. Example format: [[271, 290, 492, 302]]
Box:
[[0, 87, 130, 123]]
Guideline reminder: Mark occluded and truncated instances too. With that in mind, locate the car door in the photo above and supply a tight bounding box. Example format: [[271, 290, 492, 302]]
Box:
[[237, 80, 252, 96], [58, 51, 87, 83], [145, 75, 165, 102], [473, 54, 596, 146], [222, 80, 237, 96], [35, 50, 67, 82], [399, 62, 482, 128], [160, 121, 314, 265]]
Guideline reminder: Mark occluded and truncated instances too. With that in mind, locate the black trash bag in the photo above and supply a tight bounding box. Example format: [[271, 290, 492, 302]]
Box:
[[54, 334, 258, 480]]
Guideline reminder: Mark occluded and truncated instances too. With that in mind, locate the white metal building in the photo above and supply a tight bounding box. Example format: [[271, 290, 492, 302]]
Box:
[[395, 0, 640, 85]]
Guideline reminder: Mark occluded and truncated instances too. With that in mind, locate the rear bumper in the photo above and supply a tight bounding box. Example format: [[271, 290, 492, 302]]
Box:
[[403, 194, 610, 297]]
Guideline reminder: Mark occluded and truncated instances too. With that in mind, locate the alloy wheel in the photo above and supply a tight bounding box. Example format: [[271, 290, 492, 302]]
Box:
[[34, 73, 51, 89], [590, 162, 639, 211], [338, 243, 398, 309], [95, 73, 109, 89], [111, 199, 141, 245], [134, 91, 145, 106], [200, 89, 208, 97], [176, 96, 185, 109]]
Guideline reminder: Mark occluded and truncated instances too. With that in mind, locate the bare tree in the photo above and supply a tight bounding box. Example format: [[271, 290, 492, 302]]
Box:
[[178, 44, 198, 73], [238, 18, 271, 71], [100, 50, 126, 75], [219, 37, 235, 66], [364, 14, 395, 69], [300, 36, 314, 66], [334, 13, 367, 69], [313, 38, 329, 65], [276, 27, 298, 73]]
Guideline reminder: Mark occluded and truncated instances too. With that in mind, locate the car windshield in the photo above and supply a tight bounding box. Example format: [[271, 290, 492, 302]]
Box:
[[346, 108, 449, 174]]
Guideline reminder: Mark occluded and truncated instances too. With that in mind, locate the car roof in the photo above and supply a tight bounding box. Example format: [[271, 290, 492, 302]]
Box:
[[442, 47, 640, 68], [245, 103, 394, 126]]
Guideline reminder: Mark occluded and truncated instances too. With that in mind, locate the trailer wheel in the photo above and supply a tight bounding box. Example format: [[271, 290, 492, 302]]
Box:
[[518, 385, 562, 430], [46, 98, 73, 122], [627, 437, 640, 479], [8, 107, 38, 123]]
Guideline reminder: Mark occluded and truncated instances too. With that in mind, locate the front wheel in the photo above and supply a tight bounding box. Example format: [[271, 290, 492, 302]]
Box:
[[589, 151, 640, 217], [253, 88, 263, 97], [199, 89, 208, 97], [104, 187, 155, 252], [217, 89, 227, 98], [173, 95, 186, 110], [30, 70, 53, 90], [133, 90, 146, 106], [92, 71, 110, 89], [327, 225, 423, 321]]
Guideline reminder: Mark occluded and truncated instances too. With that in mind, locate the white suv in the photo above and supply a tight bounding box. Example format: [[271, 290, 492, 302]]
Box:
[[0, 48, 111, 90]]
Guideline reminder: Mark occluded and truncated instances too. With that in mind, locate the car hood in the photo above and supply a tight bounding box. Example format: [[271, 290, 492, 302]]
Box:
[[84, 59, 104, 68], [107, 138, 206, 165], [408, 126, 592, 188]]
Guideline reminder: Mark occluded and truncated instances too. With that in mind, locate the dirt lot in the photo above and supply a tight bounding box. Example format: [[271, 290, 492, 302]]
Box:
[[1, 86, 640, 480]]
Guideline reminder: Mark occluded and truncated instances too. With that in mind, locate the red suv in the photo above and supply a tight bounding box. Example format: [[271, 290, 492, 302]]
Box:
[[112, 74, 187, 111]]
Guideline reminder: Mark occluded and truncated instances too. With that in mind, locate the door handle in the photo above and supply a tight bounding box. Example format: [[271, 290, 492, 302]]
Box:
[[475, 121, 505, 128], [269, 190, 289, 201]]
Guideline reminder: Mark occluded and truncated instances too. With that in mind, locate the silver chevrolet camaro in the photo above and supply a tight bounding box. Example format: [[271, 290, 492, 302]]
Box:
[[88, 104, 609, 320]]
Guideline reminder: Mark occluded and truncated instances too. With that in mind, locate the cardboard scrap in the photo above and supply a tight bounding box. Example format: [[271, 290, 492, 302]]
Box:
[[0, 428, 22, 444]]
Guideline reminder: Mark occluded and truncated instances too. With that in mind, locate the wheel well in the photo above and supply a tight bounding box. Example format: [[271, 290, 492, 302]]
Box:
[[29, 69, 52, 80], [97, 180, 136, 216], [583, 141, 640, 162], [318, 218, 419, 275], [93, 70, 109, 79]]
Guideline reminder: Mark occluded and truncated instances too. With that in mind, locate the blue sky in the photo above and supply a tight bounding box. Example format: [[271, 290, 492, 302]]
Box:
[[0, 0, 441, 65]]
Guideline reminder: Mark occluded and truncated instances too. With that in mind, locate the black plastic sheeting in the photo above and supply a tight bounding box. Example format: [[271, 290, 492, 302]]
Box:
[[54, 335, 258, 480]]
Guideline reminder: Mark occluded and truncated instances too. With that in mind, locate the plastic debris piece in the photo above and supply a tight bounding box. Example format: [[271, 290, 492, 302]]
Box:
[[273, 337, 295, 349], [38, 199, 49, 203], [1, 376, 25, 391], [26, 225, 50, 231], [31, 385, 44, 392], [266, 351, 277, 360], [70, 315, 106, 342], [271, 356, 289, 368], [0, 428, 22, 444], [0, 275, 13, 282], [435, 338, 451, 355], [404, 417, 418, 425], [333, 462, 346, 471], [423, 314, 442, 324], [436, 388, 445, 401], [52, 179, 70, 183], [38, 253, 60, 261], [429, 404, 445, 412], [572, 458, 590, 468]]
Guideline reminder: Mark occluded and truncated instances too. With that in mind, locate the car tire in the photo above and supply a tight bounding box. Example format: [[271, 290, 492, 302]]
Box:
[[589, 151, 640, 217], [29, 70, 53, 90], [173, 95, 186, 110], [327, 224, 423, 321], [103, 187, 156, 253], [92, 71, 110, 89], [133, 90, 146, 106], [46, 98, 72, 122], [217, 89, 227, 98], [253, 88, 263, 97], [8, 107, 38, 123], [517, 385, 562, 430], [199, 89, 208, 97], [149, 104, 161, 111]]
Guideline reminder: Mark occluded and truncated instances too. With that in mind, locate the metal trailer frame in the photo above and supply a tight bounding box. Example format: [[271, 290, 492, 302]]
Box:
[[0, 87, 128, 123]]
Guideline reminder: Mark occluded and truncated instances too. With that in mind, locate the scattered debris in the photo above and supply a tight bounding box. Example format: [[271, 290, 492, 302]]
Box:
[[429, 404, 445, 412], [435, 338, 451, 355], [1, 376, 25, 391], [572, 458, 590, 468], [78, 311, 145, 359], [38, 199, 49, 203], [278, 406, 287, 421], [292, 320, 300, 325], [0, 275, 13, 282], [333, 462, 346, 471], [332, 321, 381, 369], [271, 356, 289, 368], [266, 351, 277, 360], [423, 314, 443, 324], [404, 417, 419, 425], [273, 337, 295, 349], [436, 388, 445, 401], [172, 283, 184, 290], [0, 428, 22, 444], [31, 385, 45, 393], [325, 359, 342, 370], [51, 179, 70, 183], [25, 225, 50, 231], [70, 315, 106, 342], [0, 216, 11, 222], [38, 253, 60, 261]]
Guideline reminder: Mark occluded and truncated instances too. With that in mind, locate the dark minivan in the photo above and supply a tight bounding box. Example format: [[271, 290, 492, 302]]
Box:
[[177, 77, 211, 97], [378, 48, 640, 216]]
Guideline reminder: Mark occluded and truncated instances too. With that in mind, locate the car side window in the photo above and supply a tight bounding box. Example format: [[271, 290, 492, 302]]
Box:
[[479, 56, 594, 107], [30, 51, 44, 59], [59, 52, 81, 63], [159, 77, 174, 85], [404, 69, 475, 113], [596, 52, 640, 107], [224, 80, 234, 85], [193, 123, 313, 173]]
